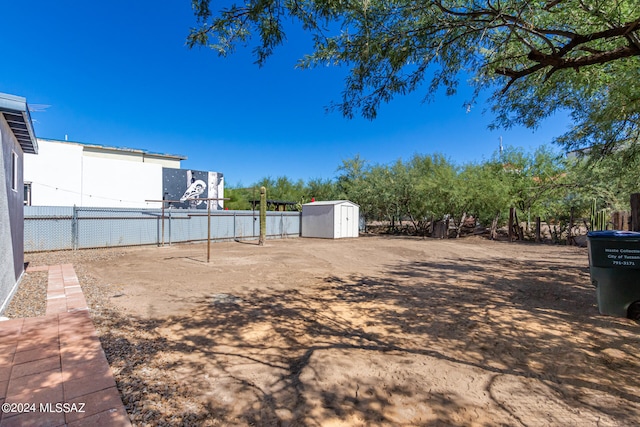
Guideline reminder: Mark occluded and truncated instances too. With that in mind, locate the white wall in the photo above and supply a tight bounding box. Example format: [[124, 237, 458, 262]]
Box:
[[23, 139, 225, 209], [24, 140, 170, 208], [24, 139, 164, 207], [24, 139, 83, 206], [208, 172, 224, 210], [81, 156, 162, 208]]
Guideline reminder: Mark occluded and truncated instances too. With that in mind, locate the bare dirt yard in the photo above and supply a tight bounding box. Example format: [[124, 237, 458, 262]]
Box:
[[24, 236, 640, 426]]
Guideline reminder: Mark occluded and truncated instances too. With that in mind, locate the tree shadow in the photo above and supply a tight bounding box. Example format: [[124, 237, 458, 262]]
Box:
[[89, 253, 640, 426]]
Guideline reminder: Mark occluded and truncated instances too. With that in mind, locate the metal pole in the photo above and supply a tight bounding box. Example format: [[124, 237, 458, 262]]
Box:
[[207, 201, 211, 262], [145, 197, 229, 248], [161, 203, 165, 247], [72, 205, 78, 250]]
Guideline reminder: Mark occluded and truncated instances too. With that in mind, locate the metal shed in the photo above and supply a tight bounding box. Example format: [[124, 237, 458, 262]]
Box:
[[301, 200, 360, 239]]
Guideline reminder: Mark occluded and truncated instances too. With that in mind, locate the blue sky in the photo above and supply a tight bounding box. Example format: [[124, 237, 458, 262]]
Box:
[[1, 1, 570, 186]]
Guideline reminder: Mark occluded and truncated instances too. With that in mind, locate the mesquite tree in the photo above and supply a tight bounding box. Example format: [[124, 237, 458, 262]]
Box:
[[189, 0, 640, 157]]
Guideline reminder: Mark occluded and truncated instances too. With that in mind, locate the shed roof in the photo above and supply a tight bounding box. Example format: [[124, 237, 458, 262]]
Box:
[[0, 92, 38, 154], [302, 200, 359, 207]]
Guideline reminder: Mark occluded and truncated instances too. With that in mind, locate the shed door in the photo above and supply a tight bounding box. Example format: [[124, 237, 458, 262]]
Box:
[[341, 205, 354, 238]]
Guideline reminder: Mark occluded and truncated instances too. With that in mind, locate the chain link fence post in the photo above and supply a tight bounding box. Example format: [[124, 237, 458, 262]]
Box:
[[71, 205, 78, 251]]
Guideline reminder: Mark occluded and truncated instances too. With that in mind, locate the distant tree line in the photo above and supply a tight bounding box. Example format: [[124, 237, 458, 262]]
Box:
[[225, 146, 640, 236]]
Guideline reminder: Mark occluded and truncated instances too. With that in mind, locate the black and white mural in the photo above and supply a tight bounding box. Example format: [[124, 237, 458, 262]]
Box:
[[162, 168, 224, 209]]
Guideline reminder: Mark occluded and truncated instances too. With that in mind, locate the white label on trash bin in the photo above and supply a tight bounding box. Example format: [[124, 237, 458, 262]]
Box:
[[603, 248, 639, 267]]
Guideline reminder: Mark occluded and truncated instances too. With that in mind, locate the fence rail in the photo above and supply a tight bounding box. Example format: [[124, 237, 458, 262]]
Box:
[[24, 206, 301, 252]]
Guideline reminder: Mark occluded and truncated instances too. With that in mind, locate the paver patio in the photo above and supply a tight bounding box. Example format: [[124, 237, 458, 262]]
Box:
[[0, 264, 131, 427]]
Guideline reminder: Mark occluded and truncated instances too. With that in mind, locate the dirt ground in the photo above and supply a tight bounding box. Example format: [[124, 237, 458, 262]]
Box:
[[25, 236, 640, 426]]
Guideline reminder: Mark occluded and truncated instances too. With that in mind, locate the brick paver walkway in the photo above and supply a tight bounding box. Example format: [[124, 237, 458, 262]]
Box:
[[0, 264, 131, 427]]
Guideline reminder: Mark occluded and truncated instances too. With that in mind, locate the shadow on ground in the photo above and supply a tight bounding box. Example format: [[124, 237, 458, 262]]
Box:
[[91, 253, 640, 426]]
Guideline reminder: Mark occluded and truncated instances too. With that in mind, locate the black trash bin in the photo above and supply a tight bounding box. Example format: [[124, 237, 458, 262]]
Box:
[[587, 230, 640, 319]]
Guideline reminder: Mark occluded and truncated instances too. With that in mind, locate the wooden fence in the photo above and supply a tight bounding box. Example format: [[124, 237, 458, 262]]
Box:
[[505, 193, 640, 245]]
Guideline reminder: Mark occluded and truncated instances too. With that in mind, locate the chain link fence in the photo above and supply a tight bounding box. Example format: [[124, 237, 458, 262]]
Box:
[[24, 206, 300, 252]]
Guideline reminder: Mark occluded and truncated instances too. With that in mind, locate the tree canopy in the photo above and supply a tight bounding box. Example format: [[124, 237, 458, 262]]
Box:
[[189, 0, 640, 156], [223, 142, 640, 238]]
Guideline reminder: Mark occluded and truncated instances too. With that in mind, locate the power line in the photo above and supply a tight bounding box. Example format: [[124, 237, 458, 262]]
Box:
[[30, 181, 157, 206]]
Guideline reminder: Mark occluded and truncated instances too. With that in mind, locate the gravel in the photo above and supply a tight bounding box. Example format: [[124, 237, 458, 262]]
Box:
[[3, 270, 47, 318], [3, 249, 129, 321]]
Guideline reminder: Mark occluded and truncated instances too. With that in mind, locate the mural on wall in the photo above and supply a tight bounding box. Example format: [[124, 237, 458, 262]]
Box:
[[162, 168, 224, 209]]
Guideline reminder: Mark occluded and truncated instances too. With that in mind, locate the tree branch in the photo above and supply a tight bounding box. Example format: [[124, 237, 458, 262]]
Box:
[[496, 18, 640, 87]]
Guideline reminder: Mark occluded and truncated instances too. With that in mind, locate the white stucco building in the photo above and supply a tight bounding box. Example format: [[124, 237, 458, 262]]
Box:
[[24, 138, 224, 209]]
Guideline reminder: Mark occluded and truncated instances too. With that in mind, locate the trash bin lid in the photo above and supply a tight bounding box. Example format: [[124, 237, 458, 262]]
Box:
[[588, 230, 640, 239]]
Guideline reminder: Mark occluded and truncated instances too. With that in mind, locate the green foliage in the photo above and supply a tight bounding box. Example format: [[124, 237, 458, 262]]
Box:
[[224, 144, 639, 235], [223, 186, 253, 210], [256, 176, 307, 206], [473, 146, 572, 224], [190, 0, 640, 158], [334, 153, 461, 229], [224, 176, 340, 211], [459, 161, 512, 227], [305, 177, 340, 201], [338, 145, 579, 231], [566, 151, 640, 212], [408, 153, 460, 221]]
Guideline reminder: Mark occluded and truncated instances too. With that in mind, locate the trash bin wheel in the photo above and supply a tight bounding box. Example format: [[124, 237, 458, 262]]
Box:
[[628, 301, 640, 321]]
